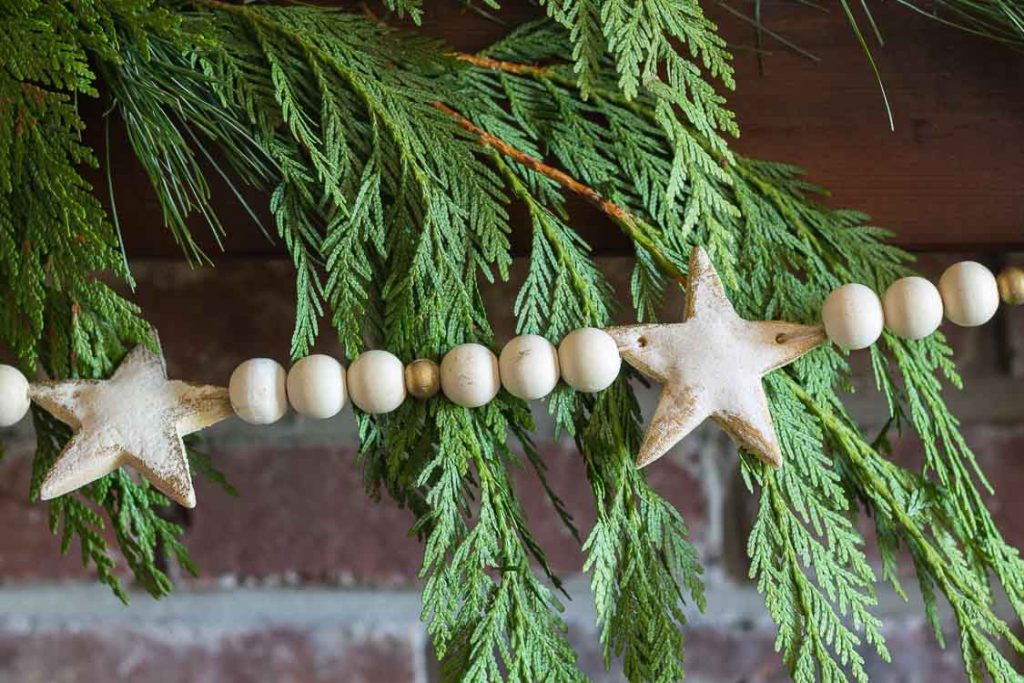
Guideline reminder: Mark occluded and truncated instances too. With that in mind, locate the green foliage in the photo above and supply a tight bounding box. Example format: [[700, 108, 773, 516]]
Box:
[[892, 0, 1024, 43], [377, 0, 427, 24], [1, 2, 1022, 682], [458, 20, 1024, 680], [578, 379, 705, 681], [535, 0, 742, 266], [742, 391, 887, 683], [419, 403, 582, 682], [0, 0, 194, 602], [97, 6, 584, 679], [31, 407, 196, 603]]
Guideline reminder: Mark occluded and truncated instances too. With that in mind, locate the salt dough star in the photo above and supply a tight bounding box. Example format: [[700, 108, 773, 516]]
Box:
[[30, 344, 234, 508], [606, 247, 824, 468]]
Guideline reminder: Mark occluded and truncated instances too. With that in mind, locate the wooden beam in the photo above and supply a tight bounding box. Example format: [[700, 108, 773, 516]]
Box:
[[91, 1, 1023, 258], [715, 1, 1024, 251]]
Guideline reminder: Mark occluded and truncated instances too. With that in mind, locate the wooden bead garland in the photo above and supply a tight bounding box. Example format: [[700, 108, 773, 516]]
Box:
[[405, 359, 441, 400], [0, 365, 30, 428], [939, 261, 999, 327], [821, 260, 1013, 354], [821, 283, 884, 350], [440, 343, 501, 408], [286, 354, 346, 419], [498, 334, 560, 401], [882, 276, 943, 340], [212, 258, 1020, 426], [558, 327, 621, 393], [215, 329, 623, 424], [348, 350, 406, 414], [229, 358, 288, 425], [10, 244, 1018, 516], [996, 266, 1024, 306], [10, 250, 1017, 516]]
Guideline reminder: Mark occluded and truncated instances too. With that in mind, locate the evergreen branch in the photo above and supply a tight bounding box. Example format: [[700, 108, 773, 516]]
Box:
[[578, 380, 705, 682], [892, 0, 1024, 44], [112, 6, 584, 679], [469, 76, 705, 678], [744, 382, 888, 682], [786, 375, 1024, 679], [455, 23, 1023, 679], [0, 1, 200, 603], [4, 5, 1022, 682], [433, 100, 683, 282], [434, 101, 627, 221], [454, 52, 551, 77]]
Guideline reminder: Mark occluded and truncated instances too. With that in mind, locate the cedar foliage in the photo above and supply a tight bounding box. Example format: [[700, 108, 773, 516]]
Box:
[[0, 1, 1021, 681]]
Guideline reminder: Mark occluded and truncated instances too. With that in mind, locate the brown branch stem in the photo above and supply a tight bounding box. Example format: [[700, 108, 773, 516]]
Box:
[[432, 101, 684, 281], [451, 53, 552, 77], [198, 2, 685, 280], [433, 102, 627, 221]]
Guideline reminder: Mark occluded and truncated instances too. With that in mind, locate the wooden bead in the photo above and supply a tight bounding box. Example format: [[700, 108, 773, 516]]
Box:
[[347, 350, 406, 414], [286, 354, 346, 419], [405, 359, 440, 400], [440, 343, 500, 408], [997, 266, 1024, 306], [558, 327, 621, 393], [939, 261, 999, 327], [499, 335, 560, 400], [882, 276, 943, 340], [821, 283, 884, 350], [229, 358, 288, 425], [0, 365, 30, 428]]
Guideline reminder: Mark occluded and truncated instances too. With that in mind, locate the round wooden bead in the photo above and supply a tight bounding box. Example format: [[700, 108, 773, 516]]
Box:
[[286, 354, 346, 419], [821, 283, 884, 350], [996, 266, 1024, 306], [558, 327, 621, 393], [939, 261, 999, 327], [347, 350, 406, 414], [229, 358, 288, 425], [0, 365, 30, 428], [405, 359, 441, 400], [440, 343, 500, 408], [499, 334, 560, 400], [882, 276, 943, 340]]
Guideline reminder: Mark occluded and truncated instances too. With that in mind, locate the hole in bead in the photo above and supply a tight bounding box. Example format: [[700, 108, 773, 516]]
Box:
[[775, 333, 787, 344], [637, 337, 648, 348]]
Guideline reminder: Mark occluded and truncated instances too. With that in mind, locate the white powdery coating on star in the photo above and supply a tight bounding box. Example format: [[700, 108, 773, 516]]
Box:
[[606, 247, 824, 468], [30, 345, 234, 508]]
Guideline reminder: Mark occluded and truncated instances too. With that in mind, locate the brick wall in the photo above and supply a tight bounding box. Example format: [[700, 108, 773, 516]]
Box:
[[0, 254, 1021, 682]]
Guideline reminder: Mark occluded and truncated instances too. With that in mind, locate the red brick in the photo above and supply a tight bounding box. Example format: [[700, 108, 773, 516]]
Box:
[[558, 620, 957, 682], [186, 446, 423, 586], [187, 441, 706, 585], [674, 620, 965, 682], [956, 425, 1024, 550], [680, 626, 787, 681], [513, 442, 707, 575], [0, 625, 418, 683], [0, 437, 704, 587], [0, 452, 116, 581], [129, 262, 307, 384]]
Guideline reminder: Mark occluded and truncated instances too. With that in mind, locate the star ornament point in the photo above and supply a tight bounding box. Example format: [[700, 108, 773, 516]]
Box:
[[30, 344, 234, 508], [606, 247, 824, 469]]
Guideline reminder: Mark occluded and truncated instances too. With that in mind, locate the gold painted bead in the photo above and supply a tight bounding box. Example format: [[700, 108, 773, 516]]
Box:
[[997, 266, 1024, 306], [405, 358, 440, 400]]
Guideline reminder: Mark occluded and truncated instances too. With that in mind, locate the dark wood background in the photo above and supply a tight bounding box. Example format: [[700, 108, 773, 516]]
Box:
[[92, 1, 1024, 257]]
